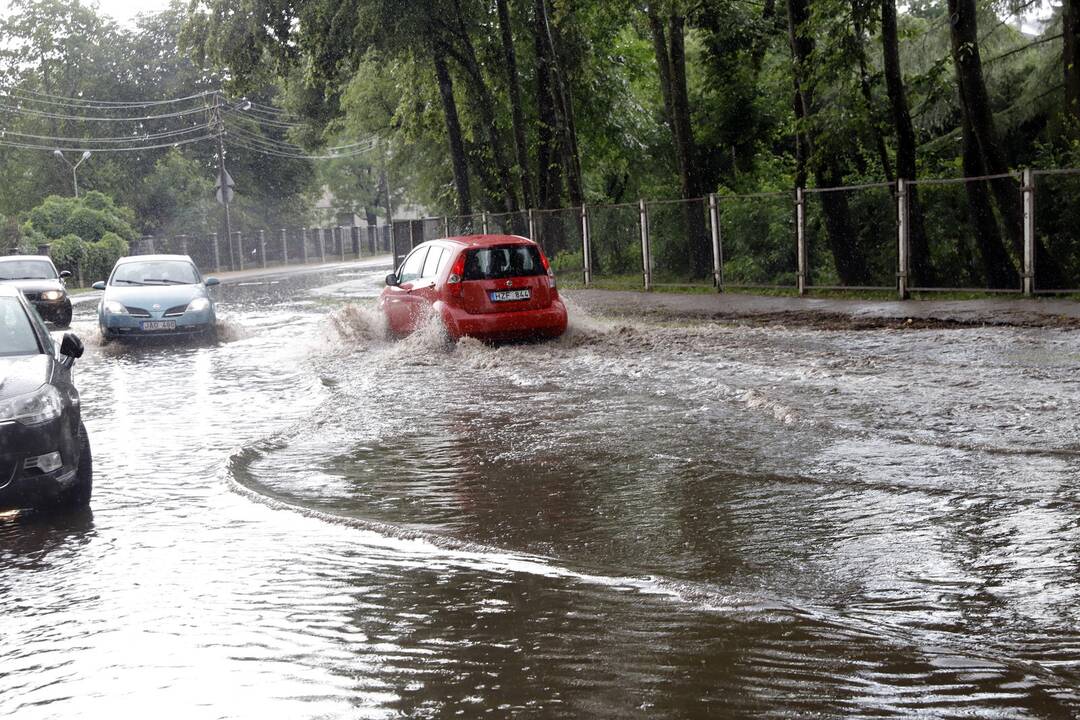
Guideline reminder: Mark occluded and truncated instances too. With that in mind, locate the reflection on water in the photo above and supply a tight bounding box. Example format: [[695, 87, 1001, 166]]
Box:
[[3, 267, 1080, 718]]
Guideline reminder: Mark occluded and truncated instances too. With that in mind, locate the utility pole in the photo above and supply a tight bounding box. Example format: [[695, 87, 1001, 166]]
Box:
[[380, 138, 397, 264], [212, 93, 235, 270]]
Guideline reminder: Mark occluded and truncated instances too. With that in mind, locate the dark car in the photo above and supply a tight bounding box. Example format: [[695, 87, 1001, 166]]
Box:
[[0, 255, 74, 328], [0, 284, 91, 512]]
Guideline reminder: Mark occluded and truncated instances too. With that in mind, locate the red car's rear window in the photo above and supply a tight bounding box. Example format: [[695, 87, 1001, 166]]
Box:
[[463, 245, 545, 280]]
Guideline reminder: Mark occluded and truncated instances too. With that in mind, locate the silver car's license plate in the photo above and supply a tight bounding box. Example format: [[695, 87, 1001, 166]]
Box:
[[141, 320, 177, 331], [490, 289, 531, 302]]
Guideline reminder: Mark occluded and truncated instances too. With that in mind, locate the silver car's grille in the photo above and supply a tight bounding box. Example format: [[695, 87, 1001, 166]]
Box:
[[163, 304, 188, 318], [125, 306, 152, 318]]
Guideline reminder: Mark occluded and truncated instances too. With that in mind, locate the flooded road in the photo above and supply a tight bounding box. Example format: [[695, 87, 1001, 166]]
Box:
[[3, 264, 1080, 718]]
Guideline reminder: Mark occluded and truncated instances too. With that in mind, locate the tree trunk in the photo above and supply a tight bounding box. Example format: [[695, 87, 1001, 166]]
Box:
[[533, 0, 561, 210], [947, 0, 1060, 287], [496, 0, 533, 210], [538, 0, 583, 208], [447, 0, 520, 214], [786, 0, 868, 284], [433, 49, 472, 218], [1065, 0, 1080, 126], [961, 116, 1016, 287], [880, 0, 931, 285], [647, 10, 710, 278], [851, 6, 893, 184]]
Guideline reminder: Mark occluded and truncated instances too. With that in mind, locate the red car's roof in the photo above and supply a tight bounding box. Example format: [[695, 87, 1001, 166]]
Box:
[[439, 234, 535, 248]]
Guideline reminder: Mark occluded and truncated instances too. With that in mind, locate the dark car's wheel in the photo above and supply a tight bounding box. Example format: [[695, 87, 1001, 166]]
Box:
[[56, 423, 92, 509], [53, 302, 73, 329]]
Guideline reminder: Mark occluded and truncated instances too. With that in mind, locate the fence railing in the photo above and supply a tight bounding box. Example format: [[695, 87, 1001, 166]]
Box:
[[19, 168, 1080, 297], [386, 169, 1080, 298], [125, 224, 394, 277]]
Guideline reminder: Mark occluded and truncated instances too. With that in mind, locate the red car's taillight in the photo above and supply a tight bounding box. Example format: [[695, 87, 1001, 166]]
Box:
[[539, 248, 557, 291], [447, 253, 466, 284]]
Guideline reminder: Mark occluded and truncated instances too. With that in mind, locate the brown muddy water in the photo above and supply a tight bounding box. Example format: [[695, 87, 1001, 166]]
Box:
[[2, 265, 1079, 718]]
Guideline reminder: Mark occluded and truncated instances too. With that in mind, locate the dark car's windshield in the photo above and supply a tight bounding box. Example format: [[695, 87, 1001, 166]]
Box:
[[0, 260, 57, 281], [463, 245, 545, 280], [111, 260, 199, 286], [0, 296, 40, 356]]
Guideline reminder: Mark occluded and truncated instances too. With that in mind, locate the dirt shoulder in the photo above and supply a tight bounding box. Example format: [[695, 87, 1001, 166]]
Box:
[[566, 289, 1080, 329]]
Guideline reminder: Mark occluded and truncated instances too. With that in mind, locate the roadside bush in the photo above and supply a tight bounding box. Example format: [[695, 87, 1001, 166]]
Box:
[[48, 235, 88, 275], [84, 232, 128, 282]]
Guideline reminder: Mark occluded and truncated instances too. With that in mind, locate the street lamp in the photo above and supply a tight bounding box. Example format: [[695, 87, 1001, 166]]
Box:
[[53, 149, 92, 198]]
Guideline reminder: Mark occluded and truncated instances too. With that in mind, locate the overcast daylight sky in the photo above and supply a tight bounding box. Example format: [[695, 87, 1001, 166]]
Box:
[[0, 0, 164, 26], [0, 0, 1061, 35]]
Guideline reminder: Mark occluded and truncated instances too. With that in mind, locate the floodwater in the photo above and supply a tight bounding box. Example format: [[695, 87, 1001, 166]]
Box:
[[3, 264, 1080, 718]]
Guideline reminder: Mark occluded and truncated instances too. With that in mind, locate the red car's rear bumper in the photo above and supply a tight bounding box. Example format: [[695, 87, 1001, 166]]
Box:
[[440, 299, 567, 341]]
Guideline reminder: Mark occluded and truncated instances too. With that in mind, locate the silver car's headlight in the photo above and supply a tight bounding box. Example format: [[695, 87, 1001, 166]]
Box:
[[0, 385, 63, 425], [41, 290, 64, 301], [104, 300, 128, 315], [186, 297, 211, 313]]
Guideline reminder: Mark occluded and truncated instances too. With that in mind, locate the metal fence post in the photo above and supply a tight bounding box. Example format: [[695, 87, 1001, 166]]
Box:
[[281, 229, 288, 266], [301, 228, 309, 264], [258, 229, 267, 269], [234, 231, 244, 271], [1023, 168, 1036, 297], [318, 228, 326, 263], [528, 209, 536, 241], [640, 199, 652, 291], [211, 232, 220, 273], [340, 227, 346, 261], [796, 188, 807, 296], [180, 234, 189, 258], [443, 216, 450, 238], [147, 236, 156, 255], [482, 211, 489, 234], [897, 179, 910, 300], [581, 204, 592, 287], [709, 193, 723, 293]]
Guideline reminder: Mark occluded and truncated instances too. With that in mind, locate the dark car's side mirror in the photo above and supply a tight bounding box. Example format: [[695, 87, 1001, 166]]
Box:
[[385, 273, 400, 287], [60, 270, 72, 279], [60, 333, 84, 360], [204, 277, 220, 287], [91, 281, 106, 291]]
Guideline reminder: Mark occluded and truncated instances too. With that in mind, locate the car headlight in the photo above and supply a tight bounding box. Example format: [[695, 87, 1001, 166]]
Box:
[[186, 297, 211, 313], [41, 290, 64, 301], [0, 385, 63, 425], [104, 300, 128, 315]]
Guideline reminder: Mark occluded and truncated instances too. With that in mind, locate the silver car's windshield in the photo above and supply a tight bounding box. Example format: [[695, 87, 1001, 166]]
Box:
[[0, 260, 57, 281], [0, 296, 40, 356], [111, 260, 199, 286]]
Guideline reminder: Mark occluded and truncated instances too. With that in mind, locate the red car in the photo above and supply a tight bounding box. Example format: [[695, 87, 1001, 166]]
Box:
[[380, 235, 567, 341]]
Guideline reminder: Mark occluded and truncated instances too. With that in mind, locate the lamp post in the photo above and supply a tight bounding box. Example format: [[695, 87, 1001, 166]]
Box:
[[53, 149, 92, 197]]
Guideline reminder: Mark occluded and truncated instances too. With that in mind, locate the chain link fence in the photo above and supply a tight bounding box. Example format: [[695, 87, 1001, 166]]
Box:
[[26, 168, 1080, 296], [717, 191, 796, 288], [804, 183, 897, 290]]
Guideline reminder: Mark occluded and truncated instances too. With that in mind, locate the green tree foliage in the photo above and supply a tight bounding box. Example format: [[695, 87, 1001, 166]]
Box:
[[1, 0, 1079, 286], [21, 192, 135, 282]]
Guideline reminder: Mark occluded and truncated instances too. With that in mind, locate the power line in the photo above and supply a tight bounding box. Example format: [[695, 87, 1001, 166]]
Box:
[[0, 101, 212, 123], [0, 133, 221, 153], [0, 122, 215, 145], [0, 87, 216, 110], [223, 119, 378, 155]]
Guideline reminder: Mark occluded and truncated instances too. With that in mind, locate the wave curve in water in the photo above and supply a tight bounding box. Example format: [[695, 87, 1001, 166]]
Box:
[[222, 429, 1080, 709]]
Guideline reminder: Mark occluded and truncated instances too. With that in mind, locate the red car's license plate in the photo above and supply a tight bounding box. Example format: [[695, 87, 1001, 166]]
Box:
[[141, 320, 177, 331], [490, 289, 531, 302]]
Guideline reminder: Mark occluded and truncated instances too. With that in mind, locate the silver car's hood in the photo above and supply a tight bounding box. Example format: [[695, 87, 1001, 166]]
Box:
[[103, 283, 207, 309]]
